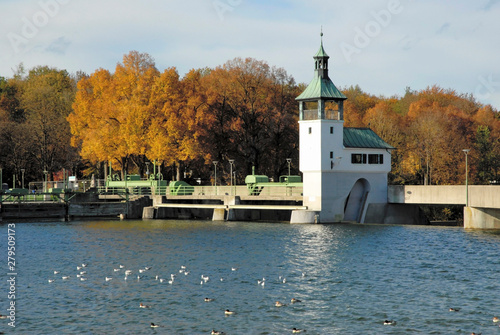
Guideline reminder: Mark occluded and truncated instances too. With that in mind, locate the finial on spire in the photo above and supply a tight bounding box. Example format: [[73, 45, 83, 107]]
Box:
[[320, 26, 323, 39]]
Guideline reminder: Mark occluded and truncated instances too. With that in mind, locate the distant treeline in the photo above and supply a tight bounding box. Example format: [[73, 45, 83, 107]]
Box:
[[1, 51, 499, 188]]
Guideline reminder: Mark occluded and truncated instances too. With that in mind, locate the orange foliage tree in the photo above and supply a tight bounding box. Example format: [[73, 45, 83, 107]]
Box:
[[199, 58, 300, 181], [67, 50, 500, 186]]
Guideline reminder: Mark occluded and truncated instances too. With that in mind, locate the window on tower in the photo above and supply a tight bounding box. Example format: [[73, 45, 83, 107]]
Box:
[[325, 101, 340, 120], [351, 154, 367, 164], [368, 154, 384, 164]]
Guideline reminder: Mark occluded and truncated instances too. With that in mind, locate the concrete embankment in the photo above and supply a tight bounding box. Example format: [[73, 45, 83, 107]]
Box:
[[0, 192, 151, 220], [144, 195, 304, 222]]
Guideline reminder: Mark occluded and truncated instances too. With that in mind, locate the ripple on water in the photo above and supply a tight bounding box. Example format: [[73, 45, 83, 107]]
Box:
[[5, 220, 500, 334]]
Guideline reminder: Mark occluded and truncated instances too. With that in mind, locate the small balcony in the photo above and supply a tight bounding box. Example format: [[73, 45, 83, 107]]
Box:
[[302, 109, 342, 121]]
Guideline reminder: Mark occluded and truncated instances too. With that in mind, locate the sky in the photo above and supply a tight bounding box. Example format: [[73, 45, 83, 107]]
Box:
[[1, 0, 500, 108]]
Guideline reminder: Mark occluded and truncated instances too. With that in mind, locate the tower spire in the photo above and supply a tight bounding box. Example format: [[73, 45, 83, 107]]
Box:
[[314, 28, 329, 79]]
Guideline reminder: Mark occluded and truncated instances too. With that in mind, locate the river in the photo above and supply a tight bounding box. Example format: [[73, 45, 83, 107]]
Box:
[[1, 219, 499, 334]]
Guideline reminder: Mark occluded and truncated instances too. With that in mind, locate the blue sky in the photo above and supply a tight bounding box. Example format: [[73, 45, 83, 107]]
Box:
[[1, 0, 499, 108]]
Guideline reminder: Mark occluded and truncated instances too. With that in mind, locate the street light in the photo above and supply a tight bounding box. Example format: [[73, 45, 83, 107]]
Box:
[[21, 169, 25, 189], [286, 158, 292, 176], [43, 169, 48, 193], [145, 162, 150, 179], [463, 149, 470, 207], [229, 159, 234, 186], [213, 160, 219, 188]]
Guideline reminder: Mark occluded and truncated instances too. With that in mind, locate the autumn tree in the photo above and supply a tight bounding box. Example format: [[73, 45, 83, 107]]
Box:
[[362, 100, 406, 184], [69, 51, 159, 178], [20, 66, 77, 181], [200, 58, 299, 181], [342, 85, 379, 127], [145, 67, 209, 180]]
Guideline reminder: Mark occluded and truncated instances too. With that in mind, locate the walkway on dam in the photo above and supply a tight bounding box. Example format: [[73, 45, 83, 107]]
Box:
[[387, 185, 500, 209], [387, 185, 500, 229]]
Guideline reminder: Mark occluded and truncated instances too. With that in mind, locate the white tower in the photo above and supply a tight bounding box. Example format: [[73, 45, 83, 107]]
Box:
[[291, 34, 394, 224]]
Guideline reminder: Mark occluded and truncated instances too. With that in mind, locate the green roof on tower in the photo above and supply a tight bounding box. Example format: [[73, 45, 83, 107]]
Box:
[[314, 39, 329, 58], [296, 32, 347, 101]]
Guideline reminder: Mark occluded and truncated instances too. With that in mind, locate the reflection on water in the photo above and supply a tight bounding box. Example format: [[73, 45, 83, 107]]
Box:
[[2, 220, 500, 334]]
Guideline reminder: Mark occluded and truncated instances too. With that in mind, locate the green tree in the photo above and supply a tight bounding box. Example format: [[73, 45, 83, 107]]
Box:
[[20, 66, 77, 180], [475, 125, 499, 183]]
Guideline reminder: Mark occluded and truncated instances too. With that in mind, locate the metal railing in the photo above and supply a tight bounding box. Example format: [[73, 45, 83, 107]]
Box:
[[1, 191, 68, 203], [303, 109, 341, 120], [1, 183, 303, 203], [96, 185, 303, 198]]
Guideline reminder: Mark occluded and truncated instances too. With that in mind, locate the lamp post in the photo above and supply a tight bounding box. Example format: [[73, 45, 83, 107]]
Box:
[[145, 161, 150, 179], [21, 169, 25, 189], [286, 158, 292, 176], [229, 160, 234, 186], [463, 149, 470, 207], [213, 161, 218, 195], [43, 170, 48, 193]]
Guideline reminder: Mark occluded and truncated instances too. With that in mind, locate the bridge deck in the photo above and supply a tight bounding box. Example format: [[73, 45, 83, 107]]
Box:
[[156, 203, 307, 211], [388, 185, 500, 209]]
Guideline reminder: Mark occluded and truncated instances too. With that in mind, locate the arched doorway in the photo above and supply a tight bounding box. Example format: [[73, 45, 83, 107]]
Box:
[[344, 179, 370, 222]]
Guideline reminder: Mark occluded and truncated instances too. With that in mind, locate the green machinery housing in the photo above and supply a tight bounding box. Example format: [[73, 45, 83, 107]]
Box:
[[244, 168, 302, 196], [105, 174, 194, 196], [106, 174, 168, 194]]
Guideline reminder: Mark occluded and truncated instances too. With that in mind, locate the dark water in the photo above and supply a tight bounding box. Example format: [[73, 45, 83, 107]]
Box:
[[1, 220, 500, 334]]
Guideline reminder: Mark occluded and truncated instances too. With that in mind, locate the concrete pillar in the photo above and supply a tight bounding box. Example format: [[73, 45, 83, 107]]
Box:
[[464, 206, 500, 229], [224, 196, 240, 221], [142, 207, 156, 219], [290, 210, 319, 224], [212, 208, 225, 221]]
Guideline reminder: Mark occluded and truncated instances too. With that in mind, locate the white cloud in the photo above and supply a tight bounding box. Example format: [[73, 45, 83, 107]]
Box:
[[0, 0, 499, 108]]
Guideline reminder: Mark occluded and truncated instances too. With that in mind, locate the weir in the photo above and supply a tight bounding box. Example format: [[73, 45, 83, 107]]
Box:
[[1, 184, 499, 228], [388, 185, 500, 229]]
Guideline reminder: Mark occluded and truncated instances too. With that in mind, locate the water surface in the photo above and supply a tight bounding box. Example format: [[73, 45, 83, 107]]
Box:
[[1, 220, 500, 334]]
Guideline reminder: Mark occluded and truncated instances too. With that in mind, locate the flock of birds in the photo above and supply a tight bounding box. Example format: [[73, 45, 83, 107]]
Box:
[[47, 262, 312, 333], [45, 262, 500, 334]]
